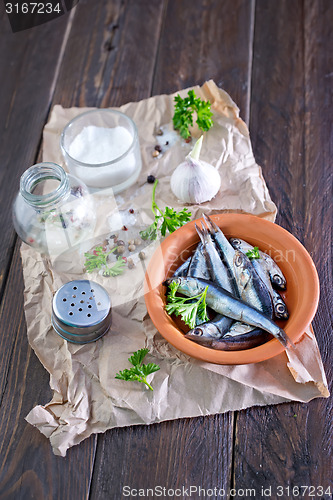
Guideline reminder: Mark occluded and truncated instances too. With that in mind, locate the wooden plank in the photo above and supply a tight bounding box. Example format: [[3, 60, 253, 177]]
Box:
[[0, 0, 166, 498], [90, 0, 254, 497], [51, 0, 126, 107], [0, 244, 97, 500], [152, 0, 255, 123], [0, 1, 125, 497], [51, 0, 166, 109], [0, 12, 72, 302], [90, 414, 233, 499], [98, 0, 167, 107], [233, 0, 333, 494]]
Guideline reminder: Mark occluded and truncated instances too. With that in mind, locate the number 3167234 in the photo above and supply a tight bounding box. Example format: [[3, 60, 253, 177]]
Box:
[[6, 3, 62, 14]]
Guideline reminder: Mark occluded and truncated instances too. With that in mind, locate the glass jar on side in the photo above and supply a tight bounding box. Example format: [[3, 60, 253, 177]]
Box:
[[13, 163, 96, 256]]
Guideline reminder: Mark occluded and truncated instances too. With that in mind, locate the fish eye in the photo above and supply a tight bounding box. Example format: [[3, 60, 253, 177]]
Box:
[[276, 304, 286, 313], [235, 254, 243, 266], [274, 275, 282, 284], [192, 328, 203, 336]]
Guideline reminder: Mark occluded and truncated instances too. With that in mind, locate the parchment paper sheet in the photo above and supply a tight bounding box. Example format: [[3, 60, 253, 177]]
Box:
[[22, 81, 329, 457]]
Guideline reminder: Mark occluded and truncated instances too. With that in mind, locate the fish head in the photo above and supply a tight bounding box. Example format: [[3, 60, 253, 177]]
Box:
[[185, 326, 206, 338], [185, 323, 220, 343], [274, 301, 289, 319], [229, 237, 242, 249], [233, 251, 251, 288], [271, 274, 286, 289], [177, 276, 204, 296]]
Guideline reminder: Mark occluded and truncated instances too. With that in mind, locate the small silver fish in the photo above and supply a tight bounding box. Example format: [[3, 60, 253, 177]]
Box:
[[172, 257, 191, 277], [233, 250, 273, 319], [164, 276, 294, 349], [185, 315, 234, 343], [230, 238, 287, 290], [203, 214, 236, 276], [223, 321, 259, 337], [195, 223, 234, 293], [209, 329, 271, 351], [187, 242, 210, 280]]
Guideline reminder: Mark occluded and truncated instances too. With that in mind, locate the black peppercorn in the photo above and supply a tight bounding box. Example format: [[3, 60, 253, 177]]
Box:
[[147, 175, 156, 183]]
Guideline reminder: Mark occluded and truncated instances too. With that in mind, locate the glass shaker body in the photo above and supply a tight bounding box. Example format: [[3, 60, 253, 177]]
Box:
[[13, 163, 96, 255]]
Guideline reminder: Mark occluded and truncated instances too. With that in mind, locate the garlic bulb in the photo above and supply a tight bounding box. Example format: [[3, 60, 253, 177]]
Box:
[[170, 136, 221, 204]]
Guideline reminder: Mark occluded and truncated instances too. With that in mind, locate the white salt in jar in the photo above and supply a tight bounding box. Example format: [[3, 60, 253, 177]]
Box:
[[60, 109, 142, 193]]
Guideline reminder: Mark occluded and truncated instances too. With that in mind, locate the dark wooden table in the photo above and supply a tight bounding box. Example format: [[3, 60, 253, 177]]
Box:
[[0, 1, 332, 499]]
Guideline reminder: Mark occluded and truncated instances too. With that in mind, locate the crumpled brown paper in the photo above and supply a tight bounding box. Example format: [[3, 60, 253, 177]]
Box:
[[23, 81, 329, 457]]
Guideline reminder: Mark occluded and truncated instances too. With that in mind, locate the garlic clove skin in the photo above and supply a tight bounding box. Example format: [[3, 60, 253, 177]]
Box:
[[170, 136, 221, 204]]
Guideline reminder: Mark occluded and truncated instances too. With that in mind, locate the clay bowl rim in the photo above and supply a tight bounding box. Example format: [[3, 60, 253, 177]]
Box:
[[144, 213, 320, 365]]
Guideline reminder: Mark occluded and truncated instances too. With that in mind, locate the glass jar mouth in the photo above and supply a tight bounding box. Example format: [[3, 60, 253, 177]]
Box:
[[20, 163, 69, 207], [60, 109, 138, 167]]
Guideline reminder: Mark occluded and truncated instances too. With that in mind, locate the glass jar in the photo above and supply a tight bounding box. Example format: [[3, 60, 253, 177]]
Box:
[[60, 109, 142, 193], [13, 163, 96, 256]]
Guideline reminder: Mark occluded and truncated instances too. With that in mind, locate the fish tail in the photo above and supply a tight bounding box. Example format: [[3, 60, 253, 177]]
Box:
[[195, 222, 206, 246], [276, 328, 295, 350], [200, 221, 210, 238], [203, 213, 220, 234]]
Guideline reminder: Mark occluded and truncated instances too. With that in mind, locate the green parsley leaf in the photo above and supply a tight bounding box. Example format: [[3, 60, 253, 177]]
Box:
[[246, 247, 261, 260], [103, 256, 126, 277], [115, 348, 160, 391], [140, 180, 191, 241], [165, 285, 209, 329], [139, 220, 159, 241], [172, 90, 213, 139], [84, 246, 117, 273], [128, 348, 149, 367]]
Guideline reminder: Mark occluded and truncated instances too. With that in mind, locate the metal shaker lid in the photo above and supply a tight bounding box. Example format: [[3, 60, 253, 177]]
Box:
[[52, 280, 112, 344]]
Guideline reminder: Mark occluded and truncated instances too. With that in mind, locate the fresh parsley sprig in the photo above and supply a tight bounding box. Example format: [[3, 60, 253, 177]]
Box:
[[140, 180, 191, 241], [103, 256, 126, 277], [115, 348, 160, 391], [84, 246, 126, 277], [246, 247, 260, 260], [84, 246, 117, 273], [165, 282, 209, 329], [173, 90, 213, 139]]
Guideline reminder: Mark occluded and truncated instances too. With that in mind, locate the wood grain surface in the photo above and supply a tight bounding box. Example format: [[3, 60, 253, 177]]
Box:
[[0, 0, 332, 499]]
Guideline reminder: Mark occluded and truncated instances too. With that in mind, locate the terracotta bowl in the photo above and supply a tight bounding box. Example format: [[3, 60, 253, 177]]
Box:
[[144, 213, 320, 365]]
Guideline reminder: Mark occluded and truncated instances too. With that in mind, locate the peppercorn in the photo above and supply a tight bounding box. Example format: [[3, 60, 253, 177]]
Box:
[[122, 225, 128, 231], [154, 145, 162, 153], [147, 175, 156, 183], [134, 237, 141, 246], [156, 128, 163, 136], [139, 251, 146, 260], [129, 208, 134, 214], [127, 258, 135, 269], [152, 150, 160, 158], [117, 240, 125, 247], [128, 244, 136, 252], [116, 245, 125, 255]]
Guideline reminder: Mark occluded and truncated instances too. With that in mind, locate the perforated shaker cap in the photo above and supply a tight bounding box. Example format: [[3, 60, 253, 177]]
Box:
[[52, 280, 112, 344]]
